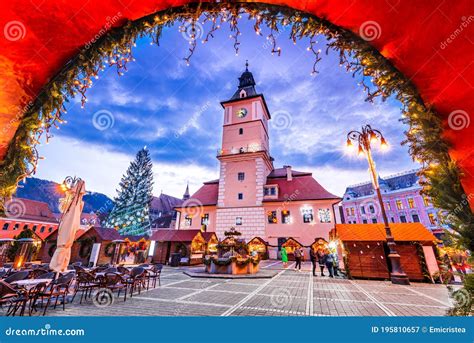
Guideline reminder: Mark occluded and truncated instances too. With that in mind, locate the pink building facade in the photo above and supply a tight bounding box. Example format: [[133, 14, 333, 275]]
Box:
[[175, 64, 340, 258], [341, 170, 446, 237]]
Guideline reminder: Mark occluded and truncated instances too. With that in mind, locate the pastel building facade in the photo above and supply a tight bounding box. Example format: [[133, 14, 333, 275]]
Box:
[[341, 170, 446, 236], [175, 65, 341, 257]]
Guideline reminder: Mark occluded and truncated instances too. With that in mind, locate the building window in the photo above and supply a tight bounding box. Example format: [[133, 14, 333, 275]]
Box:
[[362, 219, 368, 224], [14, 223, 19, 230], [267, 211, 277, 224], [361, 206, 366, 214], [184, 215, 192, 226], [371, 218, 377, 223], [408, 198, 415, 208], [396, 200, 403, 210], [48, 227, 53, 232], [201, 214, 209, 226], [350, 207, 355, 216], [32, 225, 37, 232], [237, 172, 245, 181], [318, 209, 331, 223], [281, 210, 291, 224], [39, 226, 45, 233], [428, 213, 436, 226], [386, 202, 392, 211], [264, 187, 277, 196], [238, 193, 243, 200], [412, 214, 420, 222], [2, 223, 8, 230], [346, 208, 350, 216], [390, 217, 395, 223], [368, 205, 375, 214], [239, 128, 243, 135], [400, 215, 407, 223], [423, 196, 431, 207], [302, 208, 314, 223], [236, 217, 243, 225]]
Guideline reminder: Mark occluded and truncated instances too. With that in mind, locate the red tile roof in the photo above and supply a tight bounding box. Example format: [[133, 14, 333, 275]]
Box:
[[263, 175, 340, 202], [267, 168, 311, 178], [5, 198, 57, 223], [334, 223, 437, 242], [150, 229, 202, 242], [177, 180, 219, 207], [44, 227, 88, 241]]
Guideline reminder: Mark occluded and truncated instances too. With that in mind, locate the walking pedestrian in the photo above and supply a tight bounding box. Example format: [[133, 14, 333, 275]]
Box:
[[326, 252, 334, 278], [318, 251, 326, 276], [310, 248, 318, 276], [332, 252, 339, 277], [281, 246, 288, 268], [294, 247, 302, 271]]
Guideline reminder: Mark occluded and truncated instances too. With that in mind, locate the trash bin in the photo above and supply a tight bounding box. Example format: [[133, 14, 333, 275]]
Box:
[[170, 253, 181, 267]]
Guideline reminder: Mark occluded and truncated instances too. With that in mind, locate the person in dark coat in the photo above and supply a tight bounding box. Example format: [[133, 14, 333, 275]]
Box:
[[325, 252, 334, 278], [310, 248, 318, 276], [294, 248, 303, 271], [317, 251, 326, 276]]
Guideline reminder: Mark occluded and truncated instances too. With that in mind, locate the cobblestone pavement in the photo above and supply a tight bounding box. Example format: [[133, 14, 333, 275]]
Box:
[[46, 260, 453, 317]]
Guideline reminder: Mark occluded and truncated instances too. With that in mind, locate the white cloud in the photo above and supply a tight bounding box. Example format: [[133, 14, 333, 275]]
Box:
[[35, 136, 217, 199]]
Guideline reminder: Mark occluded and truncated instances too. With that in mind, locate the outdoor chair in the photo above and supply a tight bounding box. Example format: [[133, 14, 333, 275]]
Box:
[[117, 266, 131, 276], [144, 264, 162, 289], [102, 267, 118, 274], [100, 273, 128, 302], [73, 265, 86, 273], [35, 272, 75, 316], [29, 269, 49, 279], [72, 262, 82, 267], [25, 281, 49, 316], [72, 271, 100, 304], [3, 271, 30, 284], [34, 272, 56, 280], [0, 280, 28, 316], [125, 267, 145, 297]]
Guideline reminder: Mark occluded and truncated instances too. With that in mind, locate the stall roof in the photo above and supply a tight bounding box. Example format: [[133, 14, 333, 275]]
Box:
[[150, 229, 203, 242], [0, 230, 43, 241], [334, 223, 437, 242]]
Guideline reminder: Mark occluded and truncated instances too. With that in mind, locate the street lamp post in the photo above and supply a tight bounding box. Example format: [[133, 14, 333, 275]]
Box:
[[347, 125, 410, 285]]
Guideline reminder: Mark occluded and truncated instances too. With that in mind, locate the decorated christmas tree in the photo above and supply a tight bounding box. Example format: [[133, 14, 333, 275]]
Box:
[[105, 147, 153, 236]]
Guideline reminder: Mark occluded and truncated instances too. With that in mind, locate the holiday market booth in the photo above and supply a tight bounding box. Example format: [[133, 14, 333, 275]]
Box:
[[281, 237, 303, 261], [311, 238, 329, 254], [248, 237, 269, 260], [333, 223, 439, 282], [150, 229, 214, 265], [0, 230, 43, 266]]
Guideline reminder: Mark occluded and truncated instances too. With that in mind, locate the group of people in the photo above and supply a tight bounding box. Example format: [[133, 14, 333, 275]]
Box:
[[280, 246, 339, 277]]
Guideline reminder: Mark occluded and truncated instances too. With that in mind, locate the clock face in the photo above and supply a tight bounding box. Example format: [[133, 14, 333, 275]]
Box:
[[237, 108, 248, 118]]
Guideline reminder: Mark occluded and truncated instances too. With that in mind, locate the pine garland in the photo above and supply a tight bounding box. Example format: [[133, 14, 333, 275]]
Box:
[[0, 2, 472, 249]]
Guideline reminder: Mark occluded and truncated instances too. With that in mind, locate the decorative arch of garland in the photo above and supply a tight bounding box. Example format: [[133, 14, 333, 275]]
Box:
[[0, 2, 472, 249]]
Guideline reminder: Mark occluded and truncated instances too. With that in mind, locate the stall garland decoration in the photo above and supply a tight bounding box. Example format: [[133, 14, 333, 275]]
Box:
[[0, 2, 472, 249]]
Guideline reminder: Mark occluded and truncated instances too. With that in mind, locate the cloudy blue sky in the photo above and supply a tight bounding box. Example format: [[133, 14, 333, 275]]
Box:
[[35, 17, 418, 199]]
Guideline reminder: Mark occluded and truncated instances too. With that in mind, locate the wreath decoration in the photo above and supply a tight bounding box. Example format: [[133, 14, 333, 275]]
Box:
[[0, 2, 471, 250]]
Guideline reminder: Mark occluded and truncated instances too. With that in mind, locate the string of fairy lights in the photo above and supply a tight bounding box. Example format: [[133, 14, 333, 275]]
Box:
[[0, 2, 471, 249]]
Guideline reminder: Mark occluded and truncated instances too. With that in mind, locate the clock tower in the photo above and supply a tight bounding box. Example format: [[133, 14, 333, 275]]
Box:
[[215, 62, 273, 240]]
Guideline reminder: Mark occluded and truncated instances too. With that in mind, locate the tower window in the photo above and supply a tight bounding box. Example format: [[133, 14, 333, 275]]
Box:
[[239, 128, 243, 135], [237, 172, 245, 181], [302, 208, 314, 223], [236, 217, 243, 225], [184, 215, 192, 226], [318, 209, 331, 223], [238, 193, 243, 200], [412, 214, 420, 222], [201, 214, 209, 226], [281, 210, 291, 224], [2, 223, 9, 230], [267, 211, 277, 224]]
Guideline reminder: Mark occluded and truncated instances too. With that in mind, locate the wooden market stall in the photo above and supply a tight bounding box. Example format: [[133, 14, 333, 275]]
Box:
[[202, 232, 219, 255], [281, 237, 303, 261], [311, 237, 329, 254], [333, 223, 439, 281], [248, 237, 269, 259], [150, 229, 210, 265], [0, 229, 43, 264]]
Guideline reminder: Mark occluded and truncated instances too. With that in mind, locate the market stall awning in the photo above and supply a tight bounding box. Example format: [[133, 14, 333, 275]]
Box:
[[334, 223, 437, 242], [0, 0, 472, 207], [150, 229, 203, 242]]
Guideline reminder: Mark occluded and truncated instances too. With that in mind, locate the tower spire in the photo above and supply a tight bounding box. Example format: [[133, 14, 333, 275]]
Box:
[[183, 182, 190, 200], [245, 60, 249, 71]]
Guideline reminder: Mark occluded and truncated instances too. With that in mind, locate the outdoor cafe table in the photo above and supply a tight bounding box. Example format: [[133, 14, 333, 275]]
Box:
[[12, 278, 53, 290]]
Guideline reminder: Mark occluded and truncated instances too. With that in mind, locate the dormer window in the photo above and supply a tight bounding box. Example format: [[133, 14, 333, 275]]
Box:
[[239, 89, 247, 98], [264, 186, 278, 197]]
